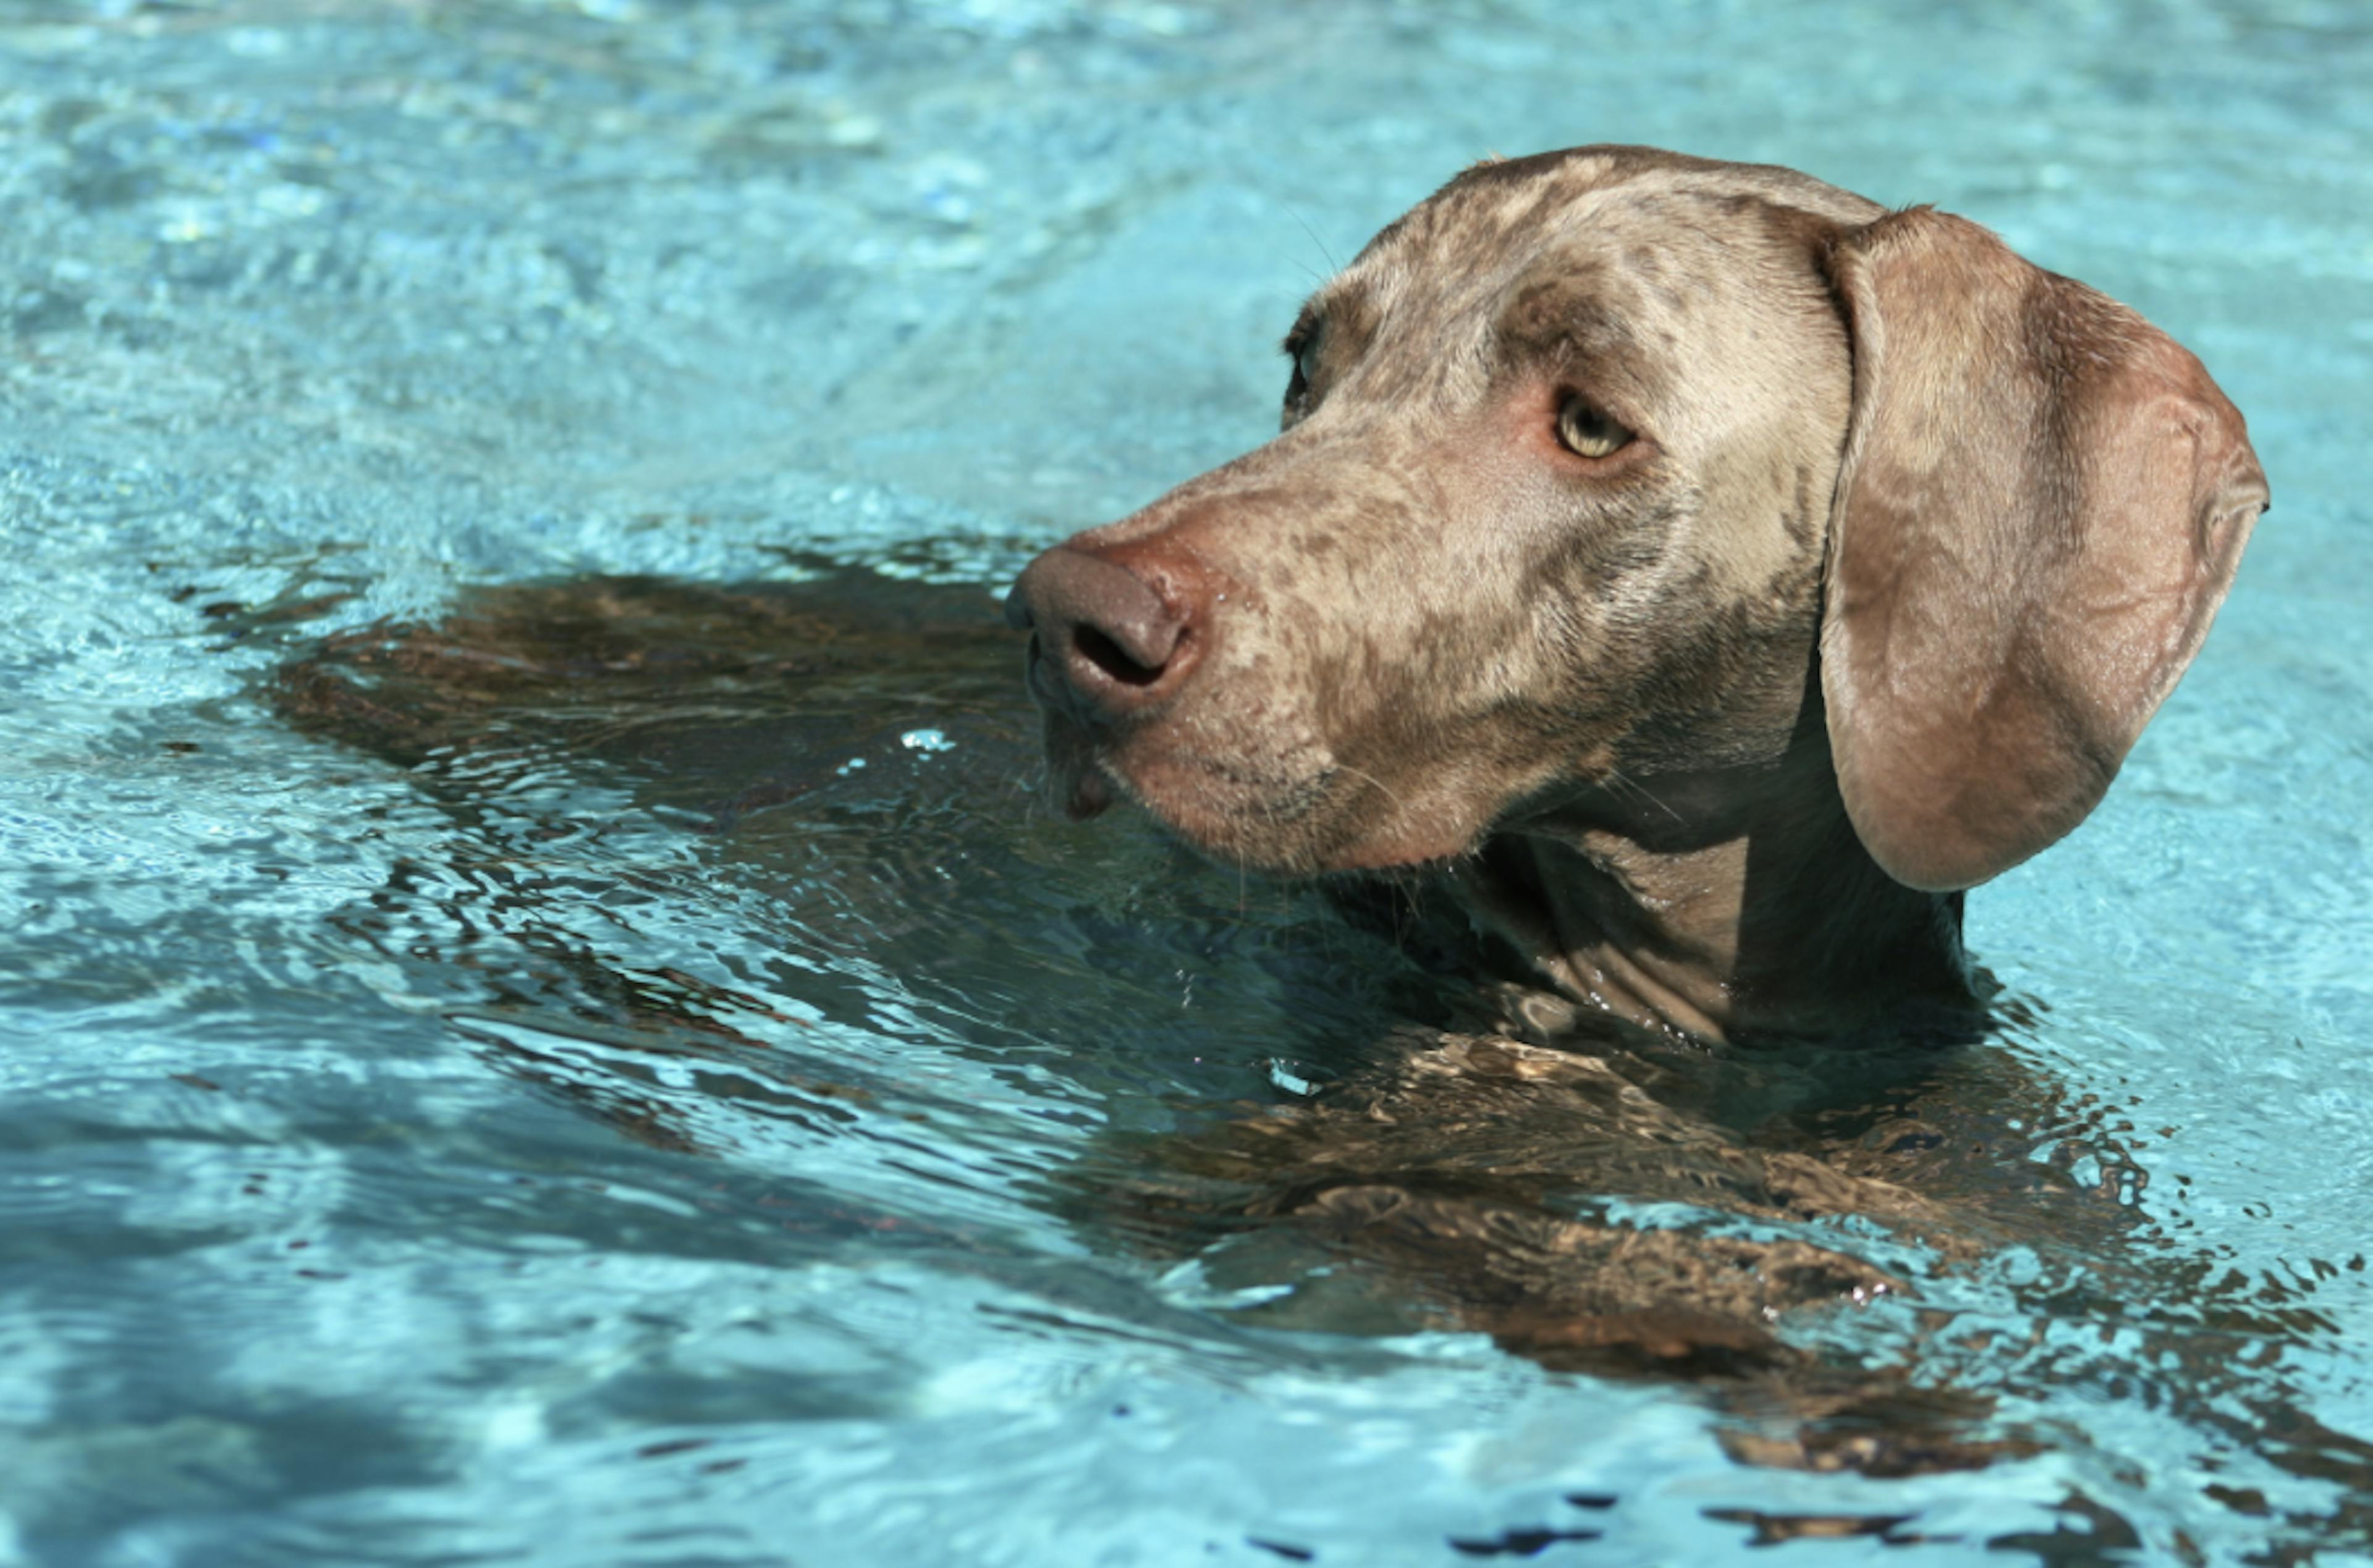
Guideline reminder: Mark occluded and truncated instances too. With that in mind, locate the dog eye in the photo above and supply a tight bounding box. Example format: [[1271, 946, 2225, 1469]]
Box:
[[1555, 395, 1632, 459], [1284, 335, 1321, 408], [1281, 315, 1327, 419]]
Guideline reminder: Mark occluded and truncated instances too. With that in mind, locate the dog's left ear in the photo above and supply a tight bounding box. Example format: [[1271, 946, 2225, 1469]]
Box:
[[1817, 207, 2269, 892]]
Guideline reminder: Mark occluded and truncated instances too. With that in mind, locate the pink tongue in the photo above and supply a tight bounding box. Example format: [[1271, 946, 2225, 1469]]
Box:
[[1066, 770, 1113, 820]]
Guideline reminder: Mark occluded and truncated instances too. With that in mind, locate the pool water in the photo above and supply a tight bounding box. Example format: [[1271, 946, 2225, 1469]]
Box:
[[4, 2, 2372, 1563]]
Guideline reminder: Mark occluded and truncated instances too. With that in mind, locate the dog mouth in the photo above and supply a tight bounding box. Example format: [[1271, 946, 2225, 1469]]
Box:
[[1031, 699, 1473, 875], [1034, 689, 1322, 833], [1039, 715, 1119, 822]]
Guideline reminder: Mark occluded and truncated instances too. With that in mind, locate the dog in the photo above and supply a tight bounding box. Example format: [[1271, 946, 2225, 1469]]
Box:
[[1006, 145, 2267, 1044], [270, 150, 2283, 1473]]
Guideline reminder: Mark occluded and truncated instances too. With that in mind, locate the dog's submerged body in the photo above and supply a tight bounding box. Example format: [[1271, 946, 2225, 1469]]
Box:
[[1008, 146, 2267, 1042], [273, 156, 2281, 1465]]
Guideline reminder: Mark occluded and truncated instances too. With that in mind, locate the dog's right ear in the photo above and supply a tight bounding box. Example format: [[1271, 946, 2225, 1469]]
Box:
[[1817, 207, 2267, 893]]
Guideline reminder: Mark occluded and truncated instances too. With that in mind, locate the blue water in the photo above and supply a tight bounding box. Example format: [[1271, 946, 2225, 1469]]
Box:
[[4, 2, 2372, 1563]]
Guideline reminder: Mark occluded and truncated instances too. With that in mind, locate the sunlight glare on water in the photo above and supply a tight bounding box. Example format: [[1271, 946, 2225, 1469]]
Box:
[[2, 2, 2371, 1564]]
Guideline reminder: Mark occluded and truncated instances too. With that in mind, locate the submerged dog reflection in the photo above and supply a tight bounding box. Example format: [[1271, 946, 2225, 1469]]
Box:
[[273, 567, 2242, 1485]]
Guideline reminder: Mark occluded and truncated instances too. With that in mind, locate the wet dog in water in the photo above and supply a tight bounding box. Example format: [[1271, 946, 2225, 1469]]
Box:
[[1005, 145, 2267, 1044], [276, 567, 2311, 1477], [279, 151, 2285, 1483]]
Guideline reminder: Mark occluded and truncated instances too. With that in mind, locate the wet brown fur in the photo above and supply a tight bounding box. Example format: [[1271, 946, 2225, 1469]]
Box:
[[1019, 145, 2266, 1042]]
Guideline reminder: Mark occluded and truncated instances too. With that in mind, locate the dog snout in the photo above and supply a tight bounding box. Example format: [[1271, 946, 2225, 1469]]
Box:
[[1005, 544, 1211, 722]]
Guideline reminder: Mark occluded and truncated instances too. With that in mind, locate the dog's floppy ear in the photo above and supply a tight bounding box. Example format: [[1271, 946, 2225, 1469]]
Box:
[[1817, 207, 2268, 892]]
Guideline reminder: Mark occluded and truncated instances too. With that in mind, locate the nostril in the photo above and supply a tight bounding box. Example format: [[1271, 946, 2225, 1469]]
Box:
[[1073, 624, 1165, 687], [1010, 543, 1203, 713]]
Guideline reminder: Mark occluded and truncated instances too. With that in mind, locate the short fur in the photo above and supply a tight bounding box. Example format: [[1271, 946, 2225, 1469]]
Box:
[[1007, 146, 2267, 1042]]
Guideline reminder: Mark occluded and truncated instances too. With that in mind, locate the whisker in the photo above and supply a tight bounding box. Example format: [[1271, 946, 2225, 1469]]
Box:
[[1604, 765, 1684, 825], [1329, 761, 1408, 812], [1282, 203, 1340, 277]]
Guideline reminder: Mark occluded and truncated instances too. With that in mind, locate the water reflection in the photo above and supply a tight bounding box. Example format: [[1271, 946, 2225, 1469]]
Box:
[[272, 563, 2367, 1549]]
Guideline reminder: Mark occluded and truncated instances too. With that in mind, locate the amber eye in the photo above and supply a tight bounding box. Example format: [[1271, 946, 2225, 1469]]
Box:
[[1555, 395, 1632, 459]]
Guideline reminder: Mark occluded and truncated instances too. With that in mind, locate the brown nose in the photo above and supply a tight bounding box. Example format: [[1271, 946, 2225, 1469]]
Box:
[[1004, 546, 1204, 720]]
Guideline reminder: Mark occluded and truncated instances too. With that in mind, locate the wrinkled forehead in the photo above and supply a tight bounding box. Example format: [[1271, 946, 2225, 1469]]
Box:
[[1306, 148, 1883, 394]]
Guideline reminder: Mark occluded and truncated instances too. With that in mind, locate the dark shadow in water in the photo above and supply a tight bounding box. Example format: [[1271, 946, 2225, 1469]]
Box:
[[268, 564, 2372, 1559]]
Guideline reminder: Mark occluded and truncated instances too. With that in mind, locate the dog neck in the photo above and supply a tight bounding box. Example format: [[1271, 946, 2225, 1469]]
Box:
[[1442, 732, 1973, 1045]]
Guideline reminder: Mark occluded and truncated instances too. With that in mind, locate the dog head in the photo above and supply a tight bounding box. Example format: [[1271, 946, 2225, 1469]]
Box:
[[1008, 147, 2265, 894]]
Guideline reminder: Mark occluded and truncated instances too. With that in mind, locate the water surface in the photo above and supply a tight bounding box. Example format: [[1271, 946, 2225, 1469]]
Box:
[[4, 2, 2372, 1564]]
